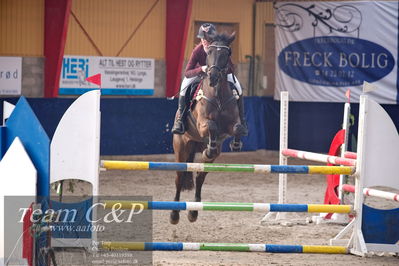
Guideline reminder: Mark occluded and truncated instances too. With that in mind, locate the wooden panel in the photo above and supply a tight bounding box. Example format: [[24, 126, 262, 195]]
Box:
[[65, 0, 166, 58], [262, 23, 275, 96], [254, 2, 274, 58], [0, 0, 44, 56], [187, 0, 254, 62]]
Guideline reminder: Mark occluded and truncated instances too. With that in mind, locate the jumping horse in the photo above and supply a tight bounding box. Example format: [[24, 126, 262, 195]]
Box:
[[171, 32, 247, 224]]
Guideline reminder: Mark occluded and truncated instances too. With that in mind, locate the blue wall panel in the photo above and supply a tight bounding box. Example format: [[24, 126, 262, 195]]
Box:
[[1, 97, 398, 156]]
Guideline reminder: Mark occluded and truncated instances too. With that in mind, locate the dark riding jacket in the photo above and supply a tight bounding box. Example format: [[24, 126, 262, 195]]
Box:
[[184, 43, 234, 79]]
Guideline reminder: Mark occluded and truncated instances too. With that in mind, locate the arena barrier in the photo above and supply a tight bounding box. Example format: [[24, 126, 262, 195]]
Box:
[[100, 241, 348, 254], [100, 160, 355, 175], [102, 201, 352, 213]]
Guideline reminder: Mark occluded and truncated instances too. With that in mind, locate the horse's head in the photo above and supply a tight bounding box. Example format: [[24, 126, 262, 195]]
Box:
[[206, 32, 235, 87]]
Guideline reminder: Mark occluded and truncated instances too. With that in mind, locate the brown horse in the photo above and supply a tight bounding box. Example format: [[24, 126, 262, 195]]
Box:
[[171, 32, 246, 224]]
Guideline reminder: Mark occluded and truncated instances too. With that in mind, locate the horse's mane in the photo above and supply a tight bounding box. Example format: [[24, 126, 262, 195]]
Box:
[[211, 33, 231, 44]]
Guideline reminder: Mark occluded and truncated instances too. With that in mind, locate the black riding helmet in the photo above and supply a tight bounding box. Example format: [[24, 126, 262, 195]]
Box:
[[197, 23, 217, 41]]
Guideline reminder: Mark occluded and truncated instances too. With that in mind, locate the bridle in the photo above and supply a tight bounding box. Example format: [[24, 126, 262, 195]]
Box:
[[206, 44, 231, 74], [196, 43, 236, 112]]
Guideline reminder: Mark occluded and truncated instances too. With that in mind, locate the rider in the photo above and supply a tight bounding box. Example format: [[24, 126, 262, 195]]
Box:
[[171, 23, 248, 136]]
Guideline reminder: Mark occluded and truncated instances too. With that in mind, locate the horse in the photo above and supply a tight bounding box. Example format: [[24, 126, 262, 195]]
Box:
[[170, 32, 247, 224]]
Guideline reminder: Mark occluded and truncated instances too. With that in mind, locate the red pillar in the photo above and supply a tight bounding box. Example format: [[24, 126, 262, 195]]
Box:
[[44, 0, 71, 98], [165, 0, 193, 98]]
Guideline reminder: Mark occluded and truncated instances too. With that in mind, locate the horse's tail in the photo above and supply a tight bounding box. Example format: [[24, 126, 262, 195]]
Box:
[[180, 172, 194, 191]]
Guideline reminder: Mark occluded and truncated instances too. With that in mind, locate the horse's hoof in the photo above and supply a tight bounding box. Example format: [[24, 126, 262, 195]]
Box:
[[170, 211, 180, 225], [188, 210, 198, 222], [229, 140, 243, 152]]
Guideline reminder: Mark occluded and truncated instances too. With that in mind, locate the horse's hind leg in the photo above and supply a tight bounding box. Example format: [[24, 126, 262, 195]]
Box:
[[170, 173, 181, 224], [187, 172, 207, 222], [170, 139, 196, 225]]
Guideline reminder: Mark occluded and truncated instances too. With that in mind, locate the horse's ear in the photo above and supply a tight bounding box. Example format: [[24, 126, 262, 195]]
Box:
[[227, 32, 236, 45]]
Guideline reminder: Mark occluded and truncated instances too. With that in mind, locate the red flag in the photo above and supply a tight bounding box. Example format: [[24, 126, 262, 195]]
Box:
[[86, 73, 101, 87], [345, 89, 351, 103], [22, 204, 33, 266]]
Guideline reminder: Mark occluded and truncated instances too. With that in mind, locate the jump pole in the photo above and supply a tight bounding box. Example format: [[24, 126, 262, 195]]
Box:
[[100, 241, 348, 254], [341, 184, 399, 202], [102, 201, 353, 213], [344, 151, 357, 159], [100, 160, 355, 175], [281, 149, 356, 166]]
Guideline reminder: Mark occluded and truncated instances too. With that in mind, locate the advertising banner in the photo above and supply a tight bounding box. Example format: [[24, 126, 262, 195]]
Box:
[[59, 55, 154, 95], [0, 57, 22, 95], [274, 1, 398, 103]]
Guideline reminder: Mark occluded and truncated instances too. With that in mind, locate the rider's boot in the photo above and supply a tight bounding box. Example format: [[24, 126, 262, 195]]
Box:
[[237, 96, 248, 136], [172, 95, 188, 134]]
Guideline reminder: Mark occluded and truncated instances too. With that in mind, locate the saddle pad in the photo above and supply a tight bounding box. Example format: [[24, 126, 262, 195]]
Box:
[[192, 80, 203, 100]]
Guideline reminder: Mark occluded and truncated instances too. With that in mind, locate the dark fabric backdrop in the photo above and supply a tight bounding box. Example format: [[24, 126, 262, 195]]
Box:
[[1, 97, 398, 155]]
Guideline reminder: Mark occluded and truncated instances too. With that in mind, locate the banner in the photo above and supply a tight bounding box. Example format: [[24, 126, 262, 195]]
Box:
[[274, 1, 398, 103], [0, 57, 22, 95], [59, 55, 154, 95]]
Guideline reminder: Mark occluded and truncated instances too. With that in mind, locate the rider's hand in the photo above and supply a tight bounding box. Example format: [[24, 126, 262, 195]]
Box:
[[201, 65, 208, 73]]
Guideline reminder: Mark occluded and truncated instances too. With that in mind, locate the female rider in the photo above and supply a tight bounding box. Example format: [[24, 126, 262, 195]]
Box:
[[171, 23, 248, 136]]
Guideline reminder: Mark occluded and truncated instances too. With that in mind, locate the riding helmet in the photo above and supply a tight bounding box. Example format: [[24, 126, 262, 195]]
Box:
[[197, 23, 217, 40]]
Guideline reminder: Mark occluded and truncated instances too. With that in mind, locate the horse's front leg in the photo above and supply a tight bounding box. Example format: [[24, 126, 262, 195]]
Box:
[[170, 172, 183, 224], [188, 172, 206, 222], [229, 135, 243, 152], [188, 148, 219, 222], [229, 122, 244, 152], [202, 120, 218, 161]]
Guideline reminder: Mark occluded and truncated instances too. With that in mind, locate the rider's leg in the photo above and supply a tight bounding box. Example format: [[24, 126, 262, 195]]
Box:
[[171, 94, 187, 134], [172, 77, 196, 134], [227, 74, 248, 136], [237, 96, 248, 136]]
